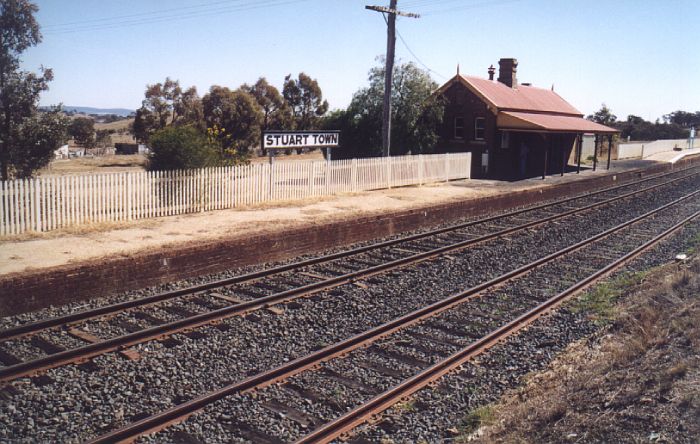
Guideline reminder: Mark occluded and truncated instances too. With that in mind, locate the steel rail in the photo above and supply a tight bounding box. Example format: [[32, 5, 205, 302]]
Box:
[[1, 175, 698, 384], [1, 166, 696, 345], [86, 190, 700, 444], [295, 210, 700, 444]]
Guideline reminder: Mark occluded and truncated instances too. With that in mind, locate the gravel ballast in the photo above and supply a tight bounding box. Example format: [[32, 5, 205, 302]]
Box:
[[1, 172, 699, 442]]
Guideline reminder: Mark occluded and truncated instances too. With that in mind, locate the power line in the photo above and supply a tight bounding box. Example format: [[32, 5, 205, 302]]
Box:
[[43, 0, 311, 35], [41, 0, 245, 29], [395, 26, 446, 80], [409, 0, 523, 16], [377, 12, 445, 80], [400, 0, 464, 8], [44, 0, 308, 34]]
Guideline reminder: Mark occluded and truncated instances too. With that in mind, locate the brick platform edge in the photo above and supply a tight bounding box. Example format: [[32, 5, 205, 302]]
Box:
[[1, 158, 697, 316]]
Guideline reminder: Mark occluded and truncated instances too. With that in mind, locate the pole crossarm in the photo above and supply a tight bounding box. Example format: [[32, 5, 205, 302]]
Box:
[[365, 5, 420, 18]]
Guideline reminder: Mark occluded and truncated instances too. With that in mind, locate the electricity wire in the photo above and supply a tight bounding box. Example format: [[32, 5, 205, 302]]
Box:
[[41, 0, 248, 29], [379, 12, 446, 80], [42, 0, 311, 35], [400, 0, 523, 16]]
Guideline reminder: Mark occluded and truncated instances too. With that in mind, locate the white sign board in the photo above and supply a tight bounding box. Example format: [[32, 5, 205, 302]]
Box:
[[263, 131, 340, 149]]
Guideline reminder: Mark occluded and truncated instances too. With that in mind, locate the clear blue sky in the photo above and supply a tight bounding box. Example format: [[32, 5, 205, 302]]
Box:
[[21, 0, 700, 121]]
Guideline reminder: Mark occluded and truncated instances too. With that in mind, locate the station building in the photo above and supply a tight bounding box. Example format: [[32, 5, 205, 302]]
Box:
[[435, 58, 618, 179]]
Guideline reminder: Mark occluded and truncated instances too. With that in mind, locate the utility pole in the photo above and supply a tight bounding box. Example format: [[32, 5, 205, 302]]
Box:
[[366, 1, 419, 157]]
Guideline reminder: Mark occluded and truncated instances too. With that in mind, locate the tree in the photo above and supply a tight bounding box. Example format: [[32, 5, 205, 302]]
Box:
[[0, 0, 68, 179], [95, 129, 112, 148], [243, 77, 291, 130], [587, 104, 617, 125], [69, 117, 95, 148], [132, 78, 204, 143], [202, 85, 262, 163], [132, 107, 157, 143], [611, 112, 689, 141], [147, 126, 216, 171], [663, 110, 700, 129], [325, 60, 444, 159], [174, 86, 204, 129], [10, 106, 68, 177], [283, 72, 329, 130]]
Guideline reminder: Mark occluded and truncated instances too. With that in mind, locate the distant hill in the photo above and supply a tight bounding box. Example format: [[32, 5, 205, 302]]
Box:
[[62, 106, 135, 116]]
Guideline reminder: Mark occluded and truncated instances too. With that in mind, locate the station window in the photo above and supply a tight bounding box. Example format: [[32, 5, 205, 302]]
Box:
[[454, 117, 465, 139], [474, 117, 485, 140], [501, 131, 510, 149]]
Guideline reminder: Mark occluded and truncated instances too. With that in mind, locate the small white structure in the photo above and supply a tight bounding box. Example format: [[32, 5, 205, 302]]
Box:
[[54, 144, 69, 159], [68, 147, 85, 158], [138, 144, 150, 154]]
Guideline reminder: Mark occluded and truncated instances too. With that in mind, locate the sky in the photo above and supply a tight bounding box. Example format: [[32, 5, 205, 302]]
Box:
[[20, 0, 700, 122]]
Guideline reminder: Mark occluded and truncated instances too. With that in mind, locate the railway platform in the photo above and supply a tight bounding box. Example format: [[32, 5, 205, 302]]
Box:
[[0, 156, 698, 316]]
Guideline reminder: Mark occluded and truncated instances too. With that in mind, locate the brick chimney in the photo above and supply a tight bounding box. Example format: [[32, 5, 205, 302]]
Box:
[[497, 58, 518, 88]]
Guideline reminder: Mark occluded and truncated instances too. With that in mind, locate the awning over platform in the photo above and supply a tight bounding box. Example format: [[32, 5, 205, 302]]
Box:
[[497, 111, 618, 134]]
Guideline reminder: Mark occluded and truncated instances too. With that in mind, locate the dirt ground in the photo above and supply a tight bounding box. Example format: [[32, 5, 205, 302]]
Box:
[[475, 259, 700, 443]]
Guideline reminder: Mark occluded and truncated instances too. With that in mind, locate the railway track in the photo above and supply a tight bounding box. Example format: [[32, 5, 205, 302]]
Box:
[[89, 179, 700, 443], [1, 168, 699, 384]]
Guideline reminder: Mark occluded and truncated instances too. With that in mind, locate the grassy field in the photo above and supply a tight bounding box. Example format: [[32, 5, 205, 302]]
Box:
[[64, 117, 136, 148], [40, 154, 148, 176], [94, 118, 135, 145], [94, 118, 132, 132], [39, 150, 325, 176]]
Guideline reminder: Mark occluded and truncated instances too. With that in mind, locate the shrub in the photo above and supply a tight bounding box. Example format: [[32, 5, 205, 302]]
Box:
[[147, 126, 216, 171]]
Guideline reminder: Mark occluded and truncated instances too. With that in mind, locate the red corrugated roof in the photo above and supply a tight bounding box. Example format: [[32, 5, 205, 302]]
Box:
[[460, 75, 582, 116], [498, 111, 618, 134]]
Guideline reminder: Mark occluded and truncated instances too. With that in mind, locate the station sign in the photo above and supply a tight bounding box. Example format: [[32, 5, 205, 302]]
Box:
[[263, 131, 340, 150]]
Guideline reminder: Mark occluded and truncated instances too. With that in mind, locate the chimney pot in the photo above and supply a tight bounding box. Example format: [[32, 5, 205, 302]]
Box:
[[497, 58, 518, 88], [487, 65, 496, 81]]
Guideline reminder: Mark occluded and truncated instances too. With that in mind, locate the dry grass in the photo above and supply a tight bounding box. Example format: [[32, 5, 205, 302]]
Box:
[[475, 259, 700, 443], [39, 150, 323, 177], [0, 218, 160, 243], [39, 154, 147, 176], [106, 133, 137, 144], [93, 119, 135, 145], [249, 150, 324, 163], [94, 119, 132, 132]]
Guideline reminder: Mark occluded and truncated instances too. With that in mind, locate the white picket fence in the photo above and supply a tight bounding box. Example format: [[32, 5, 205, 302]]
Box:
[[618, 138, 692, 159], [0, 153, 471, 236]]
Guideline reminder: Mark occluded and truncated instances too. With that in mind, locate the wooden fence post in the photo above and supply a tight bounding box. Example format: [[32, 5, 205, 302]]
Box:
[[445, 153, 450, 182], [33, 178, 40, 232], [126, 171, 132, 220], [418, 154, 424, 186], [351, 158, 358, 192], [387, 156, 392, 188]]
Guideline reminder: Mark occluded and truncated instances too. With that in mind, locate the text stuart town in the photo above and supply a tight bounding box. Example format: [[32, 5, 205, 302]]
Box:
[[264, 132, 339, 149]]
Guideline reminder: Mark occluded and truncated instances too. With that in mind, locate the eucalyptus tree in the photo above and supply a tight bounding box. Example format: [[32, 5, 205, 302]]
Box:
[[0, 0, 68, 179], [283, 72, 329, 130]]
